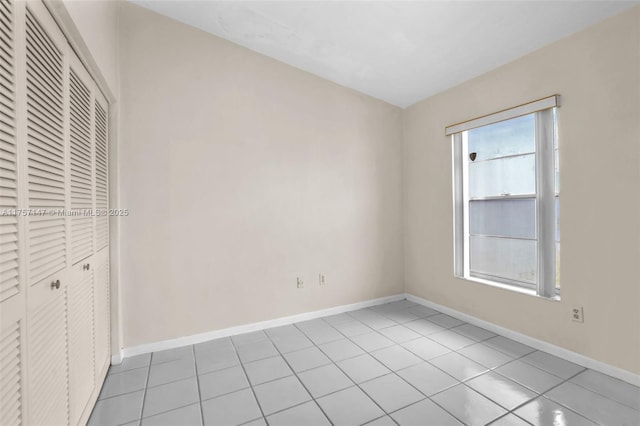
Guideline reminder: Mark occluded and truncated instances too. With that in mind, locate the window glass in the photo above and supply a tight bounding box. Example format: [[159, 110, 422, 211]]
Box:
[[467, 114, 535, 161], [469, 199, 536, 239], [469, 154, 535, 198], [469, 236, 537, 284]]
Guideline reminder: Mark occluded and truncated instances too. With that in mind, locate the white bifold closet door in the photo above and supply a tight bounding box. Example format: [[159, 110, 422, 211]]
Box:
[[1, 0, 26, 425], [67, 50, 111, 425], [67, 53, 95, 425], [24, 3, 70, 424], [0, 1, 111, 425]]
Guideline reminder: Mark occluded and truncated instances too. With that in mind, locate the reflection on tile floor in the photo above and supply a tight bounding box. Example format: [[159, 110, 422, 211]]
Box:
[[89, 299, 640, 426]]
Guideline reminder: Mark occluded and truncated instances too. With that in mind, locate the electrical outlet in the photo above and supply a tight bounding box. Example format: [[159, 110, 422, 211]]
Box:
[[319, 274, 326, 285], [571, 306, 584, 323], [296, 277, 304, 288]]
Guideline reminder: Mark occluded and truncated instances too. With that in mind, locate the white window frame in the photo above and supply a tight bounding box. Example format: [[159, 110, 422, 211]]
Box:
[[448, 96, 560, 298]]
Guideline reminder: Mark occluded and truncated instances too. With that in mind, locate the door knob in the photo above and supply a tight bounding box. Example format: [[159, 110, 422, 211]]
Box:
[[50, 279, 61, 290]]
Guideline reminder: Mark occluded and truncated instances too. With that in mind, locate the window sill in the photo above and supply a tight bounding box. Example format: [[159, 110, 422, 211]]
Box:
[[456, 274, 561, 301]]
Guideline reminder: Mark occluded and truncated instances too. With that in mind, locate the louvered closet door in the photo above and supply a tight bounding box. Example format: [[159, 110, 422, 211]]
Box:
[[23, 2, 70, 425], [0, 0, 20, 304], [1, 1, 27, 424], [67, 54, 96, 426], [25, 2, 66, 286], [93, 93, 110, 379]]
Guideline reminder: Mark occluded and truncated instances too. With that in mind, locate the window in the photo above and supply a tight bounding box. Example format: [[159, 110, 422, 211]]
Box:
[[448, 96, 560, 298]]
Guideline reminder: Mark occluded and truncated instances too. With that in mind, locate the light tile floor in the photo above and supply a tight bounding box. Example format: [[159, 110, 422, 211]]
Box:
[[89, 300, 640, 426]]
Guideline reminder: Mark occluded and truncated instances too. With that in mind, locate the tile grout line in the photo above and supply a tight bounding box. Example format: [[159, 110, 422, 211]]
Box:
[[229, 334, 270, 425], [137, 352, 154, 425], [98, 387, 147, 403], [138, 400, 201, 424], [489, 411, 534, 426], [191, 344, 206, 426]]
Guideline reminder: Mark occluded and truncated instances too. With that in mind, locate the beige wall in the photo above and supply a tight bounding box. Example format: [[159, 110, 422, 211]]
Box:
[[404, 7, 640, 374], [59, 0, 120, 96], [118, 3, 404, 347]]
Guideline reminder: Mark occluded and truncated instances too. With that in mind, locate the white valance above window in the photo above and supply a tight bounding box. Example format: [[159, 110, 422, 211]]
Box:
[[445, 95, 560, 136]]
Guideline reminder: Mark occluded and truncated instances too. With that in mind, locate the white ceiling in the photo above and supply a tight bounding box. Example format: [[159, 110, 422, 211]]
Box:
[[131, 1, 638, 108]]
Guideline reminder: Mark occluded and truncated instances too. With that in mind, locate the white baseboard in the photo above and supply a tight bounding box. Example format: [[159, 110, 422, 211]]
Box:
[[111, 352, 123, 365], [405, 293, 640, 387], [116, 290, 639, 387], [120, 293, 406, 359]]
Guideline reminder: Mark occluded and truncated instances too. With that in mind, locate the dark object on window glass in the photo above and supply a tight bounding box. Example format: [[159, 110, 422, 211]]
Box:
[[469, 152, 477, 161]]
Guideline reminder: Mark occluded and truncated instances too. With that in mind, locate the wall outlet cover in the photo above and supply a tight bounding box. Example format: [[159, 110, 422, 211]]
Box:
[[572, 306, 584, 323]]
